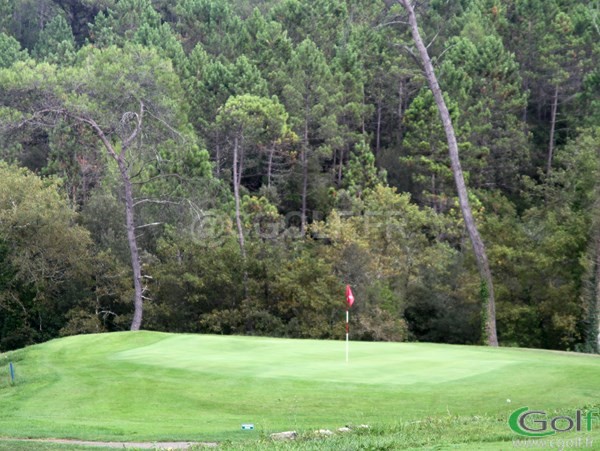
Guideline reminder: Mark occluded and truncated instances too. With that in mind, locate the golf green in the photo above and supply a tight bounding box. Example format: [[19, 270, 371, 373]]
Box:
[[0, 331, 598, 444]]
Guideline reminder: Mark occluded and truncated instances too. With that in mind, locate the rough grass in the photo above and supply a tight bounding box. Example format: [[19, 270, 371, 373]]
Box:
[[0, 331, 599, 449]]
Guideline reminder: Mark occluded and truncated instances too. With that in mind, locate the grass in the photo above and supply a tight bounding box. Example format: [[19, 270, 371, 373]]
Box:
[[0, 331, 599, 449]]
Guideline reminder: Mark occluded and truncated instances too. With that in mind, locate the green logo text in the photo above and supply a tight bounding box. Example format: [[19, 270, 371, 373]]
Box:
[[509, 407, 599, 438]]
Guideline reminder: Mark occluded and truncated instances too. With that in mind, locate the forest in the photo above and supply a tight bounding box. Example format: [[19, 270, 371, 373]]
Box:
[[0, 0, 598, 353]]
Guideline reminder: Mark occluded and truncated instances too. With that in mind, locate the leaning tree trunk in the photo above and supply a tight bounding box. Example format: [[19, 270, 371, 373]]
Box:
[[398, 0, 498, 346]]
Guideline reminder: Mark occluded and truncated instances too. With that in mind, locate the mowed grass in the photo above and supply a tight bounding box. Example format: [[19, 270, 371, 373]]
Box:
[[0, 331, 599, 449]]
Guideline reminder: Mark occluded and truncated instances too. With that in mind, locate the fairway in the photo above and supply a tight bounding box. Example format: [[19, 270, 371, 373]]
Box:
[[1, 332, 599, 448]]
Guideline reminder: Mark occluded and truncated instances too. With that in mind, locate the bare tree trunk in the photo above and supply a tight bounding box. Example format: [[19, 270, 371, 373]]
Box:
[[300, 117, 309, 235], [398, 80, 405, 143], [233, 137, 246, 260], [232, 136, 248, 298], [546, 85, 559, 176], [119, 158, 144, 331], [522, 78, 529, 124], [431, 173, 437, 213], [376, 101, 382, 158], [267, 146, 274, 188], [13, 102, 151, 331], [215, 131, 222, 177], [301, 144, 308, 235], [361, 85, 367, 134], [398, 0, 498, 346], [332, 146, 338, 182], [337, 146, 344, 186], [75, 107, 146, 331]]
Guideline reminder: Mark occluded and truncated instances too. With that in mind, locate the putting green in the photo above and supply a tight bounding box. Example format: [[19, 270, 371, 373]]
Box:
[[0, 331, 598, 444], [112, 335, 518, 384]]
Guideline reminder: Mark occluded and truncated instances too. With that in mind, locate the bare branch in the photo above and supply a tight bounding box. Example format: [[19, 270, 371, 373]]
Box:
[[399, 44, 421, 67], [135, 222, 163, 230], [144, 106, 187, 143], [3, 107, 121, 162], [98, 310, 118, 319], [590, 4, 600, 37], [131, 173, 186, 185], [133, 198, 183, 207], [377, 19, 409, 27], [426, 30, 440, 49], [121, 100, 144, 153], [436, 43, 459, 63], [69, 112, 119, 160]]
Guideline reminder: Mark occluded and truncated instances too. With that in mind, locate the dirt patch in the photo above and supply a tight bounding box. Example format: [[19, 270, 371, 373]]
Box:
[[1, 438, 218, 449]]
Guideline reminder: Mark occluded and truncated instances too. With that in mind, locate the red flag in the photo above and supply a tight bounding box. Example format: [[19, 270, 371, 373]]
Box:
[[346, 285, 354, 307]]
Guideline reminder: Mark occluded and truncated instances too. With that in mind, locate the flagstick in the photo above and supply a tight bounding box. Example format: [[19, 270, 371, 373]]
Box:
[[345, 309, 349, 363]]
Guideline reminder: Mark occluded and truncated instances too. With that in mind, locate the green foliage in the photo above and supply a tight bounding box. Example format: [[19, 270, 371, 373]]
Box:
[[147, 233, 245, 332], [242, 9, 293, 86], [32, 14, 76, 65], [174, 0, 247, 57], [281, 38, 332, 136], [216, 93, 292, 190], [42, 120, 103, 207], [439, 9, 529, 194], [269, 0, 348, 56], [480, 187, 589, 349], [217, 94, 288, 143], [89, 0, 161, 47], [133, 22, 187, 73], [0, 0, 597, 352], [266, 250, 341, 338], [0, 32, 27, 68], [313, 186, 460, 342], [400, 88, 462, 209], [0, 163, 92, 350], [344, 138, 386, 197]]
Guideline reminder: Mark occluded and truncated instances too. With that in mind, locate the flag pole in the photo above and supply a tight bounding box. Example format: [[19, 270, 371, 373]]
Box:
[[346, 309, 349, 363], [345, 285, 354, 363]]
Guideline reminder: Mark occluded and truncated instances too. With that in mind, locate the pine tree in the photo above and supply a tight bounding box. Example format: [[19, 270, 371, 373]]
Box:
[[32, 14, 75, 65], [281, 38, 334, 234], [329, 44, 370, 186], [0, 32, 28, 68], [88, 0, 161, 47], [442, 8, 530, 194], [174, 0, 247, 57], [345, 138, 386, 197]]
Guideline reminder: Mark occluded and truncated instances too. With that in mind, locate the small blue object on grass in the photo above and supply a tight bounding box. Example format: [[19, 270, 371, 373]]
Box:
[[9, 362, 15, 383], [241, 423, 254, 430]]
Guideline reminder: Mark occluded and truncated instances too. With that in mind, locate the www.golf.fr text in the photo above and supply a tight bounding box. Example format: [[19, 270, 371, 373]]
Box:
[[513, 436, 593, 449]]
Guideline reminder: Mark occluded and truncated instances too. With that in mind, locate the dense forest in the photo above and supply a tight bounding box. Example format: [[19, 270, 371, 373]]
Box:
[[0, 0, 598, 353]]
